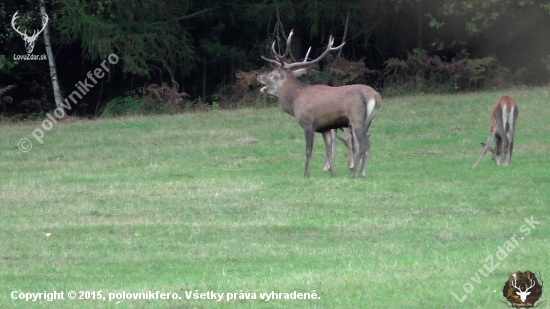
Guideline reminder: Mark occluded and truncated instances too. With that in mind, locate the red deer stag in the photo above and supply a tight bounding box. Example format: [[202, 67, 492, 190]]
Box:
[[472, 95, 518, 168], [257, 30, 381, 177]]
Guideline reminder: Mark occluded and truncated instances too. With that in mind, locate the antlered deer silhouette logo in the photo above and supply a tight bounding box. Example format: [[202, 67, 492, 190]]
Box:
[[512, 278, 536, 303], [11, 11, 48, 54], [502, 271, 543, 308]]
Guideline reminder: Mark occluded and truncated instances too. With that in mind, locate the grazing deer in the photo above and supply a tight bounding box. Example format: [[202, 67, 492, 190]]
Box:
[[257, 30, 381, 177], [12, 11, 48, 54], [472, 96, 518, 168]]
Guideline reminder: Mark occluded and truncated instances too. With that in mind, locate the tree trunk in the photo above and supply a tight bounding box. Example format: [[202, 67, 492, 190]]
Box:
[[337, 9, 350, 60], [202, 57, 207, 100], [417, 1, 423, 50], [290, 25, 304, 61], [39, 0, 64, 111]]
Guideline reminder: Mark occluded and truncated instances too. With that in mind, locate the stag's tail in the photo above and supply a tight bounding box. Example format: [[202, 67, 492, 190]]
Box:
[[362, 91, 381, 133]]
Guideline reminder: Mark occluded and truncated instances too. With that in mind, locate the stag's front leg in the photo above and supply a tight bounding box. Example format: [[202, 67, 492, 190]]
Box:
[[303, 128, 315, 177], [322, 130, 337, 176]]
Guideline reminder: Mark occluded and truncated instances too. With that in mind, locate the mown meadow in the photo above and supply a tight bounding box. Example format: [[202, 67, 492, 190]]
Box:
[[1, 88, 549, 308]]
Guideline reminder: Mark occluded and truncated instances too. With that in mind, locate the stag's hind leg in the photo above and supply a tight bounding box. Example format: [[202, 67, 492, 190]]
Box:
[[349, 127, 368, 178], [359, 134, 372, 178]]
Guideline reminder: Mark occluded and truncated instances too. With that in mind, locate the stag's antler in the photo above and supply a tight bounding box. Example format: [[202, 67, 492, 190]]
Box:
[[262, 29, 345, 69], [511, 278, 535, 302], [11, 11, 48, 53], [284, 35, 345, 70], [32, 13, 48, 39], [11, 11, 48, 38], [261, 30, 294, 67], [11, 11, 26, 37]]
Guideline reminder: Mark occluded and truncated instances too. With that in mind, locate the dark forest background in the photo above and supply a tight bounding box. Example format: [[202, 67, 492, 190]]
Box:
[[1, 0, 549, 118]]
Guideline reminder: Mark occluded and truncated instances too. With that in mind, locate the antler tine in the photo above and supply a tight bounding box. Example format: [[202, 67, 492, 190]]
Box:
[[275, 30, 293, 63], [261, 55, 283, 67], [512, 278, 536, 291], [303, 47, 312, 63], [31, 13, 48, 39], [285, 34, 345, 70], [511, 279, 519, 290], [11, 11, 27, 37], [261, 30, 294, 67]]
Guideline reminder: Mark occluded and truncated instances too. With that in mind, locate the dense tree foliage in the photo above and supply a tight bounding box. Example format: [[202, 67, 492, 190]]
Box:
[[1, 0, 549, 117]]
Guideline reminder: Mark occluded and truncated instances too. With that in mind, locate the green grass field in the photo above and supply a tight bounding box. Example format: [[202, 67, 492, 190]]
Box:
[[1, 89, 549, 308]]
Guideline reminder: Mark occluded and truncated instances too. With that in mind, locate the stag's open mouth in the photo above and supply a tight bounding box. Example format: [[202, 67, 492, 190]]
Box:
[[259, 83, 267, 93]]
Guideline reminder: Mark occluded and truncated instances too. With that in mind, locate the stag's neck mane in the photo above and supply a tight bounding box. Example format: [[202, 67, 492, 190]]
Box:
[[278, 69, 311, 116], [285, 69, 310, 89]]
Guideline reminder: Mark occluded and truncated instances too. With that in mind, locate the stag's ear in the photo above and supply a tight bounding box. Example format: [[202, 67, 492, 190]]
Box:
[[275, 67, 285, 77], [292, 68, 307, 77]]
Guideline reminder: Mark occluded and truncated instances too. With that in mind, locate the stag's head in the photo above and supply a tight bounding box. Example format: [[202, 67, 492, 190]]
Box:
[[257, 30, 344, 98], [512, 278, 535, 303], [257, 67, 306, 97], [12, 11, 49, 54]]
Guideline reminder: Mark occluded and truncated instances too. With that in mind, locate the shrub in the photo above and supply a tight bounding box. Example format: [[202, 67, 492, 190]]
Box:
[[380, 52, 509, 96], [100, 82, 188, 117]]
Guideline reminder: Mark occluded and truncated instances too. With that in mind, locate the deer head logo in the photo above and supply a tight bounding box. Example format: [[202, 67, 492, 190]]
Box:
[[502, 271, 543, 308], [512, 278, 536, 303], [11, 11, 49, 54]]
